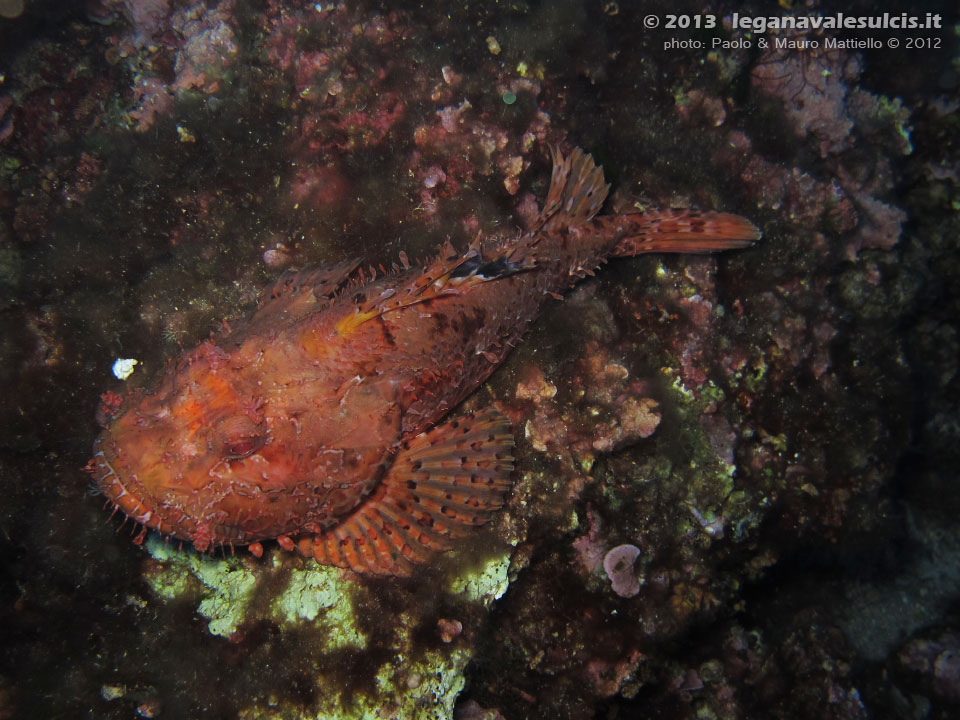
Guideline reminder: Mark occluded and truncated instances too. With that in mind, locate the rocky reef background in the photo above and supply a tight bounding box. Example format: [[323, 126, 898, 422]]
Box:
[[0, 0, 959, 718]]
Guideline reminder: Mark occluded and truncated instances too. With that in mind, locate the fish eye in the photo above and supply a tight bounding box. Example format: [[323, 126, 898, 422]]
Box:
[[216, 415, 265, 460], [223, 437, 263, 459]]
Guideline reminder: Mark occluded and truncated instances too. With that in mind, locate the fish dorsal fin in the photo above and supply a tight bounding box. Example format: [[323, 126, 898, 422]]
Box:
[[222, 258, 362, 344], [262, 257, 362, 307], [333, 151, 608, 335], [297, 407, 514, 575], [535, 146, 611, 231], [335, 241, 535, 337]]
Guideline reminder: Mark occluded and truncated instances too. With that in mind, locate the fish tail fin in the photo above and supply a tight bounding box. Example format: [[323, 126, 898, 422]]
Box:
[[607, 210, 761, 256], [536, 146, 611, 231], [533, 148, 759, 253], [298, 407, 514, 575]]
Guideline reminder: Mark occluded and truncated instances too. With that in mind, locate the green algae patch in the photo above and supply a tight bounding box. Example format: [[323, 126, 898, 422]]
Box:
[[313, 648, 473, 720], [144, 535, 257, 637], [249, 644, 474, 720], [270, 564, 365, 650], [389, 648, 473, 720], [143, 538, 367, 647], [140, 534, 516, 717], [448, 551, 511, 604]]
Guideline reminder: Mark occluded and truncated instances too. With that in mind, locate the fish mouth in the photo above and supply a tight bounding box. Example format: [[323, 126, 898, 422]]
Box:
[[89, 439, 180, 544], [90, 438, 264, 552]]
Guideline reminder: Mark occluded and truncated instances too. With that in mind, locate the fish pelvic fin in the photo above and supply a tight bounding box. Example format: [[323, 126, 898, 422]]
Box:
[[298, 407, 515, 575], [605, 209, 761, 256], [536, 146, 611, 231]]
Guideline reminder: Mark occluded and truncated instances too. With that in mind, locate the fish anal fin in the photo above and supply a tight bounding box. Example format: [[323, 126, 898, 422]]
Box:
[[302, 407, 515, 575], [536, 146, 611, 231]]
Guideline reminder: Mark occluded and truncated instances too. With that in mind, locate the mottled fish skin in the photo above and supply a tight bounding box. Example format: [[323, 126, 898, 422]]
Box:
[[88, 147, 759, 575]]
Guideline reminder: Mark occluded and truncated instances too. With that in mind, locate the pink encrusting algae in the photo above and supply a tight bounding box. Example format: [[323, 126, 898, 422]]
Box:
[[603, 544, 642, 598]]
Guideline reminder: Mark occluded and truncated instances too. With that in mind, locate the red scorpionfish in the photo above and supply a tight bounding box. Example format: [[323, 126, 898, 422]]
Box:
[[88, 147, 759, 575]]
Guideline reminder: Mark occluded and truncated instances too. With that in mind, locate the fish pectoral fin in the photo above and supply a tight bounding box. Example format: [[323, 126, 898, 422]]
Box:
[[298, 407, 515, 575]]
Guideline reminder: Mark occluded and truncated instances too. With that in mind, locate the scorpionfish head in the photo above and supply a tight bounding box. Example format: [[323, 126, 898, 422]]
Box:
[[89, 344, 317, 553]]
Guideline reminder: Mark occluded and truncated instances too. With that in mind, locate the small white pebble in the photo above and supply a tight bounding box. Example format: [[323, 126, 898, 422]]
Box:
[[263, 246, 291, 268], [112, 358, 138, 380], [101, 684, 126, 701]]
